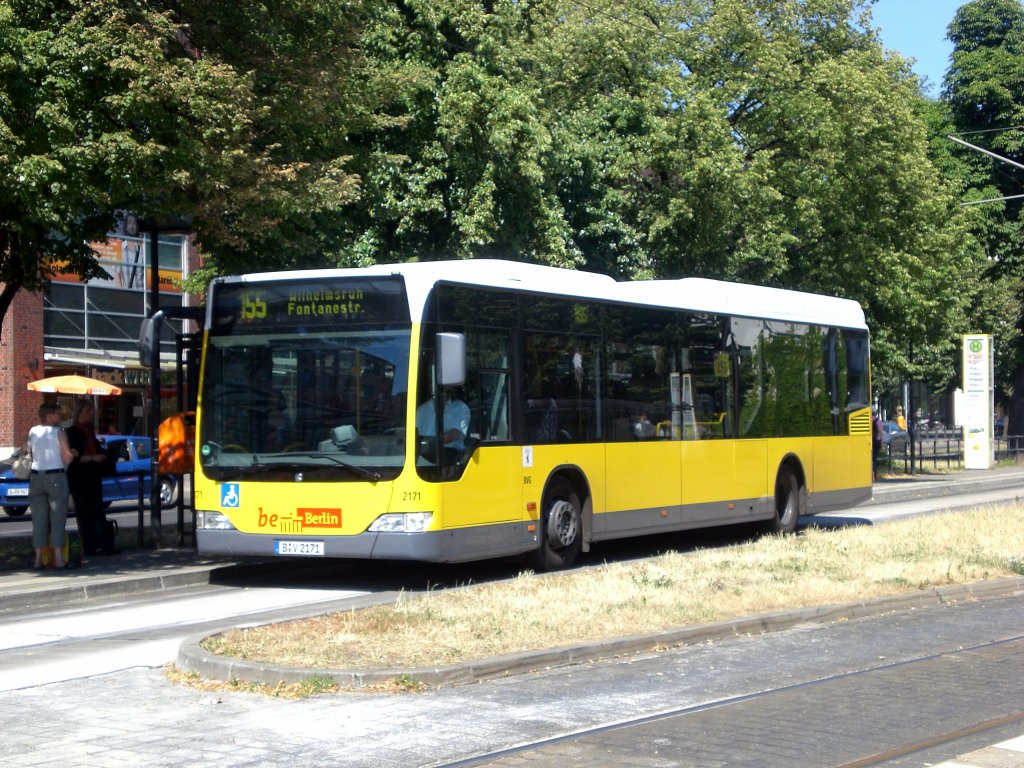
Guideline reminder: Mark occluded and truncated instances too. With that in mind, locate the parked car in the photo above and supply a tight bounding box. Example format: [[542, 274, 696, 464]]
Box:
[[0, 435, 179, 517], [881, 421, 909, 454]]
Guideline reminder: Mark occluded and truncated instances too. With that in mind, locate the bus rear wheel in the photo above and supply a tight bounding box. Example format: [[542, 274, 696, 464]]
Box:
[[534, 477, 582, 571], [764, 466, 803, 535]]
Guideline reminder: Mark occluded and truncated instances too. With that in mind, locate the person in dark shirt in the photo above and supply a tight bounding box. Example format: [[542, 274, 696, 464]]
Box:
[[66, 399, 116, 556]]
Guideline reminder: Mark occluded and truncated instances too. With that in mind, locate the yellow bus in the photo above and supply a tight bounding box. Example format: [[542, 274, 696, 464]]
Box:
[[192, 260, 871, 569]]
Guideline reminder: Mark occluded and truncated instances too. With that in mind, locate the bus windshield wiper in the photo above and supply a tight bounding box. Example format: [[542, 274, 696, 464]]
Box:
[[211, 454, 382, 481], [209, 455, 268, 479], [261, 451, 382, 481]]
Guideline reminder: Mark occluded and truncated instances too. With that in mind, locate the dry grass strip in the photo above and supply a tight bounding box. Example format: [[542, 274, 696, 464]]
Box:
[[203, 505, 1024, 671]]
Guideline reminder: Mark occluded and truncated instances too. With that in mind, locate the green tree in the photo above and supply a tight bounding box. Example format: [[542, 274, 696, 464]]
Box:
[[637, 0, 975, 391], [343, 0, 973, 392], [338, 0, 672, 275], [942, 0, 1024, 428], [0, 0, 376, 335], [1, 0, 979, 409]]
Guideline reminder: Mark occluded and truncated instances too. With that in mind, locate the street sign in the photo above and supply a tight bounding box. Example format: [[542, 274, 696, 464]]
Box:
[[962, 335, 994, 470]]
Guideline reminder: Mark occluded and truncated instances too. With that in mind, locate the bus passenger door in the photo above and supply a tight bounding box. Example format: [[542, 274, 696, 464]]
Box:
[[680, 439, 768, 524], [441, 446, 522, 526], [734, 439, 769, 514], [440, 368, 521, 526], [604, 441, 682, 535], [680, 441, 734, 524]]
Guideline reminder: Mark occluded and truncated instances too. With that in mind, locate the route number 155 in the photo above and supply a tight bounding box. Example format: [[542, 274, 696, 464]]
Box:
[[241, 291, 267, 320]]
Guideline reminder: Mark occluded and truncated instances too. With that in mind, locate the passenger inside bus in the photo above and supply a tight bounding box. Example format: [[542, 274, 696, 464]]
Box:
[[633, 412, 656, 439]]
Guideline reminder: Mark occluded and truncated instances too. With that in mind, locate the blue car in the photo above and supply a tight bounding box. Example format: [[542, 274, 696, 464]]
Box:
[[0, 435, 179, 517], [881, 421, 909, 454]]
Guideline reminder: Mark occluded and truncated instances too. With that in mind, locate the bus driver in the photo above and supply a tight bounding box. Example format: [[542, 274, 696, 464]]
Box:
[[415, 387, 470, 464]]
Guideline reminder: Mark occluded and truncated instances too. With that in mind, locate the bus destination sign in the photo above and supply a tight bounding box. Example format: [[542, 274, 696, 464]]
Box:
[[212, 278, 409, 329]]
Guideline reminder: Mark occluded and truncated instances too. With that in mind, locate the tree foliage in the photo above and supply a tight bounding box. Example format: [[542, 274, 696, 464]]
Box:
[[653, 0, 974, 389], [941, 0, 1024, 422], [341, 0, 972, 387], [1, 0, 979, 403], [0, 0, 382, 332]]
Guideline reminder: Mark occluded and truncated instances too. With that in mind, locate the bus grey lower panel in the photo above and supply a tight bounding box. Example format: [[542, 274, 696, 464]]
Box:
[[590, 498, 771, 542], [197, 523, 535, 564], [807, 486, 871, 514]]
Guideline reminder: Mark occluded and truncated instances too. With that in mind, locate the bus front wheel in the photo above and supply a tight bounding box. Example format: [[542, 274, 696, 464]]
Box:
[[535, 477, 582, 571], [765, 466, 803, 535]]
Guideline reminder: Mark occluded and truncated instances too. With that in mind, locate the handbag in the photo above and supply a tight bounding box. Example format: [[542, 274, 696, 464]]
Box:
[[13, 447, 32, 481]]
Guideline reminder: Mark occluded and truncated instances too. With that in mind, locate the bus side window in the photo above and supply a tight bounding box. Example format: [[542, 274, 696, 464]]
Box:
[[479, 371, 510, 441]]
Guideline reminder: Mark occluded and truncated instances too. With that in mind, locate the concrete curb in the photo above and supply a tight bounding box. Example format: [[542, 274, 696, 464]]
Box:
[[1, 557, 300, 612], [175, 575, 1024, 689], [866, 472, 1024, 505], [3, 567, 221, 612]]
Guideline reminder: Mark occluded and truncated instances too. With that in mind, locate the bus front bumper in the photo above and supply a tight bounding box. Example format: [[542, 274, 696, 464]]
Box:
[[196, 527, 451, 562]]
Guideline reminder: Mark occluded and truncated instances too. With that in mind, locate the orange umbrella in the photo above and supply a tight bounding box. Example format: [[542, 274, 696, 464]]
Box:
[[27, 374, 122, 395]]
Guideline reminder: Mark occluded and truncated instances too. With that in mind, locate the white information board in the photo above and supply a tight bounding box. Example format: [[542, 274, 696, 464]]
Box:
[[962, 335, 994, 470]]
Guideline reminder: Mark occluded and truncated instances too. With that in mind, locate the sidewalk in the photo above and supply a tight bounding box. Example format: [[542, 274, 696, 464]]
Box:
[[0, 547, 257, 612], [2, 464, 1022, 613], [867, 463, 1024, 505]]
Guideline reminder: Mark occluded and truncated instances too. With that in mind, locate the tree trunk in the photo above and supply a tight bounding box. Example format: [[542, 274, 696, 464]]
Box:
[[0, 282, 22, 344]]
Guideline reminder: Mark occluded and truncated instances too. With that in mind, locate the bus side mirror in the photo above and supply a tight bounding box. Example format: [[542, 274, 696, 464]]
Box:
[[436, 332, 466, 387]]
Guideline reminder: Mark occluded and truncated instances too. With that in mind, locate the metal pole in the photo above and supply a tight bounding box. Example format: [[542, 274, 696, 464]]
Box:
[[138, 307, 205, 548], [907, 342, 915, 476], [148, 227, 161, 546], [136, 470, 145, 548], [175, 334, 186, 547], [946, 135, 1024, 172]]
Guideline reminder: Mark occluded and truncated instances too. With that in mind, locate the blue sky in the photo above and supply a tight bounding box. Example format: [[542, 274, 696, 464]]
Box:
[[870, 0, 968, 94]]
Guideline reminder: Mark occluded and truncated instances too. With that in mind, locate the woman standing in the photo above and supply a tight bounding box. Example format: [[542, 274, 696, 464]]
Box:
[[66, 398, 114, 556], [28, 402, 74, 569], [895, 405, 907, 431]]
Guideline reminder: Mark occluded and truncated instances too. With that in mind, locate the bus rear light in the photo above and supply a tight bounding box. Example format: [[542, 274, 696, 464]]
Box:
[[196, 510, 236, 530], [368, 512, 433, 533]]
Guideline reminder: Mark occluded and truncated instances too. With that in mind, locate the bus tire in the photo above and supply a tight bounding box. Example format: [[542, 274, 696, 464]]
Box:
[[534, 476, 582, 571], [765, 465, 803, 535]]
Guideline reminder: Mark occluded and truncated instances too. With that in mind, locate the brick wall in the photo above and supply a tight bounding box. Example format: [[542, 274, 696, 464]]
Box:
[[0, 288, 45, 454]]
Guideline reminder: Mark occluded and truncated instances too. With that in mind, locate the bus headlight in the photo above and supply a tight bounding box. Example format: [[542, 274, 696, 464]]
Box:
[[368, 512, 433, 533], [196, 510, 236, 530]]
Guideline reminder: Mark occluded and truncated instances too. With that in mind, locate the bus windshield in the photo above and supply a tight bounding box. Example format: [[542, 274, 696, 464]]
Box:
[[199, 278, 411, 482]]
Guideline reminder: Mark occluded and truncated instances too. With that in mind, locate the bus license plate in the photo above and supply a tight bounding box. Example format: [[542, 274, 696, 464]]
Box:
[[7, 487, 29, 497], [274, 540, 325, 556]]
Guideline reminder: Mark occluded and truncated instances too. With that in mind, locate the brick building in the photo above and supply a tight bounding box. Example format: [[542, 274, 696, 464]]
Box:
[[0, 229, 201, 454]]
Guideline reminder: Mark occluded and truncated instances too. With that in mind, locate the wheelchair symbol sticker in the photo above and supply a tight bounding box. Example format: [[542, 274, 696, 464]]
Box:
[[220, 483, 240, 508]]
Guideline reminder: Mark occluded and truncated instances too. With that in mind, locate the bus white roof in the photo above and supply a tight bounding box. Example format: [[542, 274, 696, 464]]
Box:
[[221, 259, 867, 331], [616, 277, 868, 331]]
